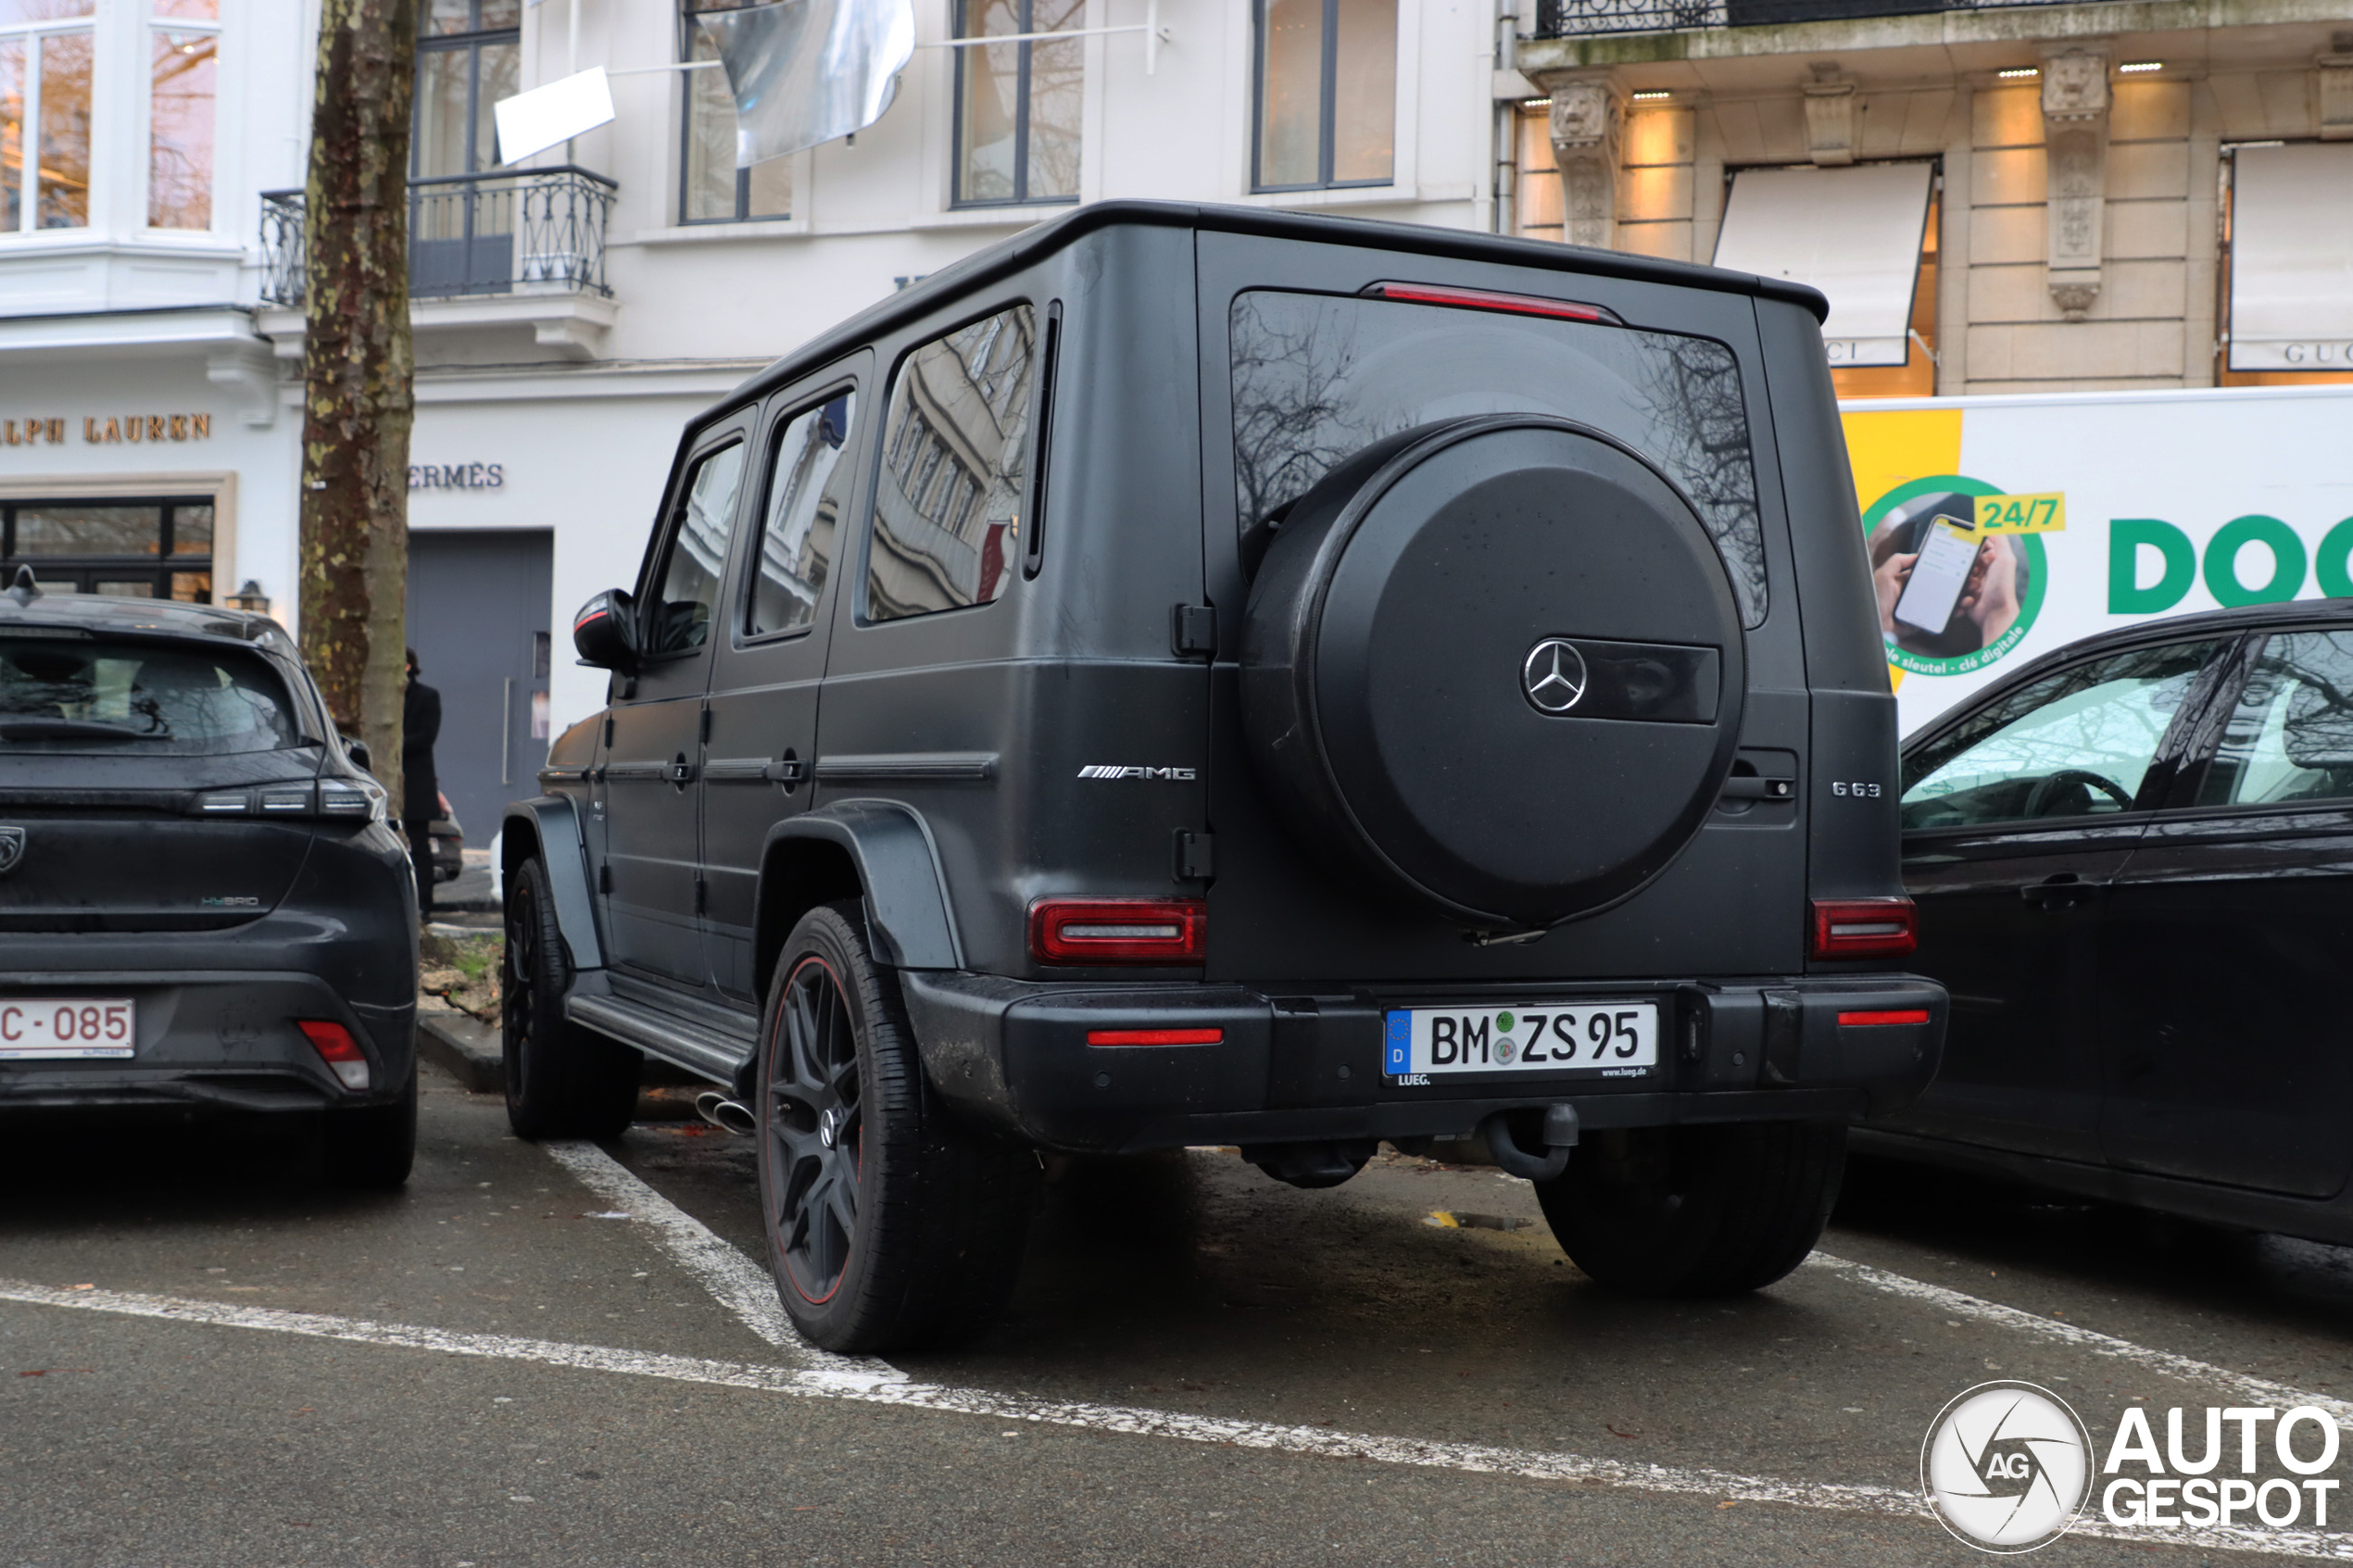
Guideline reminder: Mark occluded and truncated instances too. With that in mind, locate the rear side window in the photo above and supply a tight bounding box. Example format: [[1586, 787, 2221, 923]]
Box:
[[0, 638, 303, 755], [867, 305, 1037, 621], [1228, 290, 1768, 627], [749, 393, 855, 639], [2196, 630, 2353, 807], [648, 440, 747, 657]]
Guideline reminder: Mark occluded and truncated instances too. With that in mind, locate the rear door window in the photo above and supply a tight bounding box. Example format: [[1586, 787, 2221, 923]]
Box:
[[1227, 290, 1768, 626], [0, 638, 303, 754], [748, 392, 855, 639], [866, 305, 1038, 621]]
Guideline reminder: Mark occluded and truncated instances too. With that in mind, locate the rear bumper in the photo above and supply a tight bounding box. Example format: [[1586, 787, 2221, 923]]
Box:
[[901, 972, 1946, 1154], [0, 970, 415, 1116]]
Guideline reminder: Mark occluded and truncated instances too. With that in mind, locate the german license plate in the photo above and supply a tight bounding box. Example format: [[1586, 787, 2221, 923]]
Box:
[[1384, 1001, 1657, 1081], [0, 997, 136, 1060]]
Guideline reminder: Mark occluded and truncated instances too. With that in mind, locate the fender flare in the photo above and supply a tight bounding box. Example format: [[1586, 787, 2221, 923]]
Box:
[[502, 796, 605, 972], [764, 800, 963, 970]]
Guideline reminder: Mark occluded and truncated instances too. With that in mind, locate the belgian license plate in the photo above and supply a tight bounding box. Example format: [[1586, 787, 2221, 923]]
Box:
[[1384, 1001, 1657, 1081], [0, 997, 136, 1060]]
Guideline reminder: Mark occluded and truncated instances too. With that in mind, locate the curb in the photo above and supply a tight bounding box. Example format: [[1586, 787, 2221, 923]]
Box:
[[418, 1009, 503, 1094]]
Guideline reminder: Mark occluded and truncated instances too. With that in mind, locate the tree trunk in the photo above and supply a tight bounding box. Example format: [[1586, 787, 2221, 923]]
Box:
[[298, 0, 417, 814]]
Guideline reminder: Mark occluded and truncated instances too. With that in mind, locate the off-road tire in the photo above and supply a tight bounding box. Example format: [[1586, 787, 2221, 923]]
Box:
[[324, 1063, 418, 1188], [503, 855, 639, 1140], [1538, 1121, 1844, 1296], [758, 900, 1037, 1354]]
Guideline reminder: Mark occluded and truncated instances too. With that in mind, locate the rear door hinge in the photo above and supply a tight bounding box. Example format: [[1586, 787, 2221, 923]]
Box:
[[699, 708, 712, 745], [598, 862, 611, 894], [693, 876, 707, 915], [1174, 829, 1215, 881], [1171, 603, 1217, 659]]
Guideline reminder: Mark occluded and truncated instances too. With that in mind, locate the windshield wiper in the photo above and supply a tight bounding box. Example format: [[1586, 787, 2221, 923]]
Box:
[[0, 718, 158, 743]]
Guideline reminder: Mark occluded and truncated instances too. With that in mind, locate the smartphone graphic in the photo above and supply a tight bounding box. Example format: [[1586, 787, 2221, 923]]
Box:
[[1894, 514, 1981, 636]]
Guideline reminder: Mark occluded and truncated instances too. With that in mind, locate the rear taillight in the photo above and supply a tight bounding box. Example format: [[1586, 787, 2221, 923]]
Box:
[[1029, 898, 1206, 965], [1838, 1009, 1931, 1026], [195, 779, 384, 822], [1361, 281, 1623, 325], [297, 1019, 371, 1090], [1810, 897, 1918, 960]]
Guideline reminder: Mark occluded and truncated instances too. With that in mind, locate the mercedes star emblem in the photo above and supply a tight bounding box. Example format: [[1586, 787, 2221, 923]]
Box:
[[1522, 639, 1589, 714], [0, 826, 23, 876], [819, 1106, 840, 1148]]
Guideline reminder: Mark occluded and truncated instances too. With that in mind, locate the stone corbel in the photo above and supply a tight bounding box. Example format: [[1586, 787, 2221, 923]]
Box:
[[1804, 63, 1856, 167], [1532, 71, 1623, 250], [206, 340, 281, 429], [2317, 38, 2353, 141], [2041, 46, 2110, 321]]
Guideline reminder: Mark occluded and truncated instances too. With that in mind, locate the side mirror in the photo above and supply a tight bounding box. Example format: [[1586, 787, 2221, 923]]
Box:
[[342, 735, 372, 771], [573, 589, 639, 672]]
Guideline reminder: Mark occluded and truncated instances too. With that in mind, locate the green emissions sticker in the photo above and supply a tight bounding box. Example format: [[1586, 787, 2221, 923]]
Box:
[[1862, 475, 2050, 678]]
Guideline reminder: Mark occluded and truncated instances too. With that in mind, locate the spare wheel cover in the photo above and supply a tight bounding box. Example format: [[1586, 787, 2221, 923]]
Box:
[[1240, 415, 1746, 929]]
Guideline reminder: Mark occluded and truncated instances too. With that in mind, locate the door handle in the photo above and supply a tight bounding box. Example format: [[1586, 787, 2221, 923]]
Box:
[[768, 751, 804, 788], [667, 754, 698, 785], [2020, 874, 2094, 910]]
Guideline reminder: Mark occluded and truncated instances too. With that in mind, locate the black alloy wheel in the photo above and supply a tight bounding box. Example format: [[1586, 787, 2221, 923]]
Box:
[[502, 855, 638, 1140], [766, 952, 863, 1304], [756, 901, 1038, 1353]]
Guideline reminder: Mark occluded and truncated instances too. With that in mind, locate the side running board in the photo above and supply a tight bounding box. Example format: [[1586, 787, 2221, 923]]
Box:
[[567, 993, 756, 1088]]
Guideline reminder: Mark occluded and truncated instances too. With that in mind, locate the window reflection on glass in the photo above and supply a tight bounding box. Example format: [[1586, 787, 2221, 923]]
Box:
[[414, 0, 514, 178], [170, 570, 209, 603], [2196, 632, 2353, 808], [172, 505, 214, 555], [1227, 291, 1768, 625], [649, 443, 745, 655], [0, 0, 94, 22], [1253, 0, 1391, 190], [679, 10, 790, 222], [16, 507, 164, 557], [1, 41, 22, 233], [868, 307, 1036, 621], [148, 29, 215, 229], [952, 0, 1080, 207], [749, 394, 854, 638], [1900, 642, 2223, 829], [0, 640, 297, 755], [37, 30, 90, 228], [151, 0, 217, 17]]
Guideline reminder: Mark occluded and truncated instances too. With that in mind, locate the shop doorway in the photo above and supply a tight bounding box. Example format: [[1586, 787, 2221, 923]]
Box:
[[406, 529, 552, 853]]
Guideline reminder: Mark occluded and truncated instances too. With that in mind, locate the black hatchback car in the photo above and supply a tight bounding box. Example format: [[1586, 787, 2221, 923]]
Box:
[[0, 574, 419, 1185], [503, 201, 1946, 1351], [1864, 600, 2353, 1241]]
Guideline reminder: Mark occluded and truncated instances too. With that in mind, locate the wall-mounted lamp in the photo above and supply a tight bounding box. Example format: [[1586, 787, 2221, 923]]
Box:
[[228, 580, 271, 615]]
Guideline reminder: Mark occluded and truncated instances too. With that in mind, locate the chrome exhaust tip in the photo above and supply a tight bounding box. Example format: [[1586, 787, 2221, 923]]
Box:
[[694, 1091, 757, 1135]]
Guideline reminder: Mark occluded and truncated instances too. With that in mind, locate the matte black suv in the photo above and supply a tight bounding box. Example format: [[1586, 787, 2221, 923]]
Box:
[[0, 573, 419, 1185], [502, 202, 1947, 1351]]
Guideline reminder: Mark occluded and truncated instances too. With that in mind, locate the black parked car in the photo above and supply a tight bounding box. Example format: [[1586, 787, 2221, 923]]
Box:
[[501, 201, 1946, 1351], [0, 574, 419, 1185], [1864, 601, 2353, 1240]]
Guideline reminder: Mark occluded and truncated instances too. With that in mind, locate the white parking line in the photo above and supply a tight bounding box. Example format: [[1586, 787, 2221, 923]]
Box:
[[539, 1139, 894, 1382], [11, 1276, 2344, 1559], [1807, 1254, 2353, 1427]]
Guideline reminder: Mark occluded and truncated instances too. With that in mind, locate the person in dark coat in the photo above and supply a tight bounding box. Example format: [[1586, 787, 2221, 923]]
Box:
[[403, 648, 442, 917]]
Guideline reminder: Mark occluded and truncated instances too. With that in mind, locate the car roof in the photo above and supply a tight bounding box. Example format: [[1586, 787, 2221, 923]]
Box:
[[724, 199, 1834, 414], [0, 577, 294, 654]]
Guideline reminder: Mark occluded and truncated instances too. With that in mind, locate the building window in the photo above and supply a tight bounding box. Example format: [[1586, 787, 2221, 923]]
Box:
[[868, 307, 1038, 621], [149, 0, 219, 230], [680, 3, 789, 223], [0, 498, 214, 602], [1, 0, 95, 232], [952, 0, 1081, 207], [415, 0, 517, 179], [1252, 0, 1392, 192], [2220, 142, 2353, 387]]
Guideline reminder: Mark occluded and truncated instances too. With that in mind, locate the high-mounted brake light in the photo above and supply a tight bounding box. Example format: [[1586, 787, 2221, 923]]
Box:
[[1810, 897, 1918, 960], [1838, 1009, 1931, 1027], [1029, 898, 1207, 965], [1362, 281, 1623, 326], [1087, 1027, 1224, 1046], [297, 1019, 371, 1091]]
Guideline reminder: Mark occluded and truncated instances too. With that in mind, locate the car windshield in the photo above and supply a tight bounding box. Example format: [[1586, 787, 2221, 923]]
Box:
[[0, 636, 306, 755]]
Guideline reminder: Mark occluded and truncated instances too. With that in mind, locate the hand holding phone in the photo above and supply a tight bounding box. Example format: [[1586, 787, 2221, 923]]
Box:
[[1894, 514, 1981, 637]]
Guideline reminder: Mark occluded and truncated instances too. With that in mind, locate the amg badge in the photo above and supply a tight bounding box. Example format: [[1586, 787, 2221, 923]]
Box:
[[1076, 765, 1197, 781]]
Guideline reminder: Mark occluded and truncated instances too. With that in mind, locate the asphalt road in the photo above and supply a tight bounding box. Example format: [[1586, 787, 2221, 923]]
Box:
[[8, 1063, 2353, 1566]]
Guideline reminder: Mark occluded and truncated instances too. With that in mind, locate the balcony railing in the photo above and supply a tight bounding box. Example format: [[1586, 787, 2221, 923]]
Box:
[[1534, 0, 2119, 38], [258, 167, 617, 307]]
